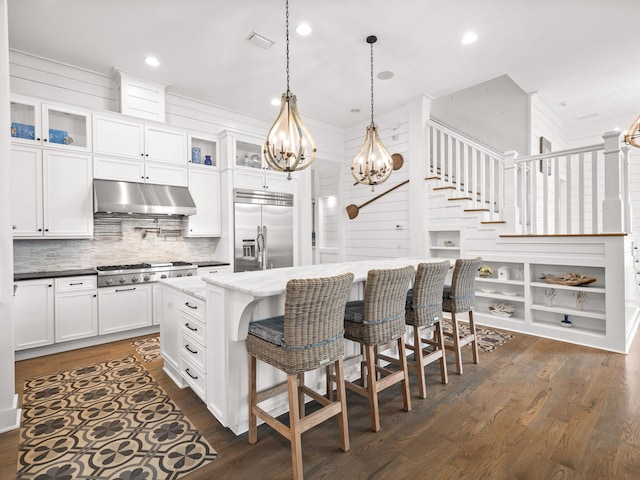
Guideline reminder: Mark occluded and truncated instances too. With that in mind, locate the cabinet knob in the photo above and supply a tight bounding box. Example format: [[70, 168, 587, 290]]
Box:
[[43, 138, 48, 142], [36, 137, 41, 141], [93, 294, 97, 298], [140, 153, 144, 157], [145, 153, 149, 157], [45, 229, 49, 232], [48, 284, 52, 288], [38, 228, 42, 232], [12, 225, 16, 230]]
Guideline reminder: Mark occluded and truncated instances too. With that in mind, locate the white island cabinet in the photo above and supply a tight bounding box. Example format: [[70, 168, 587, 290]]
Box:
[[201, 257, 442, 435]]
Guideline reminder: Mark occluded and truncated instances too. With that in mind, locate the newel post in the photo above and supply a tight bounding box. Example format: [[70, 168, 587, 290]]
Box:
[[502, 150, 521, 234], [602, 130, 624, 233]]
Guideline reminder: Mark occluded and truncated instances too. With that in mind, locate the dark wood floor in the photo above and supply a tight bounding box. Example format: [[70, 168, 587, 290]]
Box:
[[2, 327, 640, 480]]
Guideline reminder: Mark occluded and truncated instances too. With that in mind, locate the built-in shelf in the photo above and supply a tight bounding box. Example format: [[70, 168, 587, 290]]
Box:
[[530, 281, 605, 294], [530, 304, 605, 320]]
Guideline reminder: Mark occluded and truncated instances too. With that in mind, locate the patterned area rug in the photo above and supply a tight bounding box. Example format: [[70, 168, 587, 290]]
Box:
[[442, 319, 514, 353], [17, 355, 218, 480], [131, 335, 161, 363]]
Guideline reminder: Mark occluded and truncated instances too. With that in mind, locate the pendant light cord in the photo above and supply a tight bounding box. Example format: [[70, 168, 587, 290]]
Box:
[[370, 38, 375, 125], [285, 0, 290, 95]]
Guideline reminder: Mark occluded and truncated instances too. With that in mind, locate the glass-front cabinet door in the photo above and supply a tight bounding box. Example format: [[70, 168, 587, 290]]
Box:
[[10, 96, 90, 151], [235, 139, 265, 170]]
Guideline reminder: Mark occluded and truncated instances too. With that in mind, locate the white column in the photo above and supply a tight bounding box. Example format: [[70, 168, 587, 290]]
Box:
[[621, 145, 633, 233], [602, 130, 624, 233], [406, 94, 433, 256], [502, 150, 521, 234], [0, 0, 20, 434]]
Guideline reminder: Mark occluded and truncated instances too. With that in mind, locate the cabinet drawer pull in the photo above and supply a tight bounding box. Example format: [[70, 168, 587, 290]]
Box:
[[185, 323, 198, 332], [115, 287, 136, 292], [184, 302, 198, 310], [185, 344, 198, 354], [70, 282, 84, 286], [185, 368, 198, 380]]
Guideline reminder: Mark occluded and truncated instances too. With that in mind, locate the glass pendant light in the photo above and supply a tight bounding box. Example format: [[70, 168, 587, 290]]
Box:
[[351, 35, 393, 191], [264, 0, 316, 180]]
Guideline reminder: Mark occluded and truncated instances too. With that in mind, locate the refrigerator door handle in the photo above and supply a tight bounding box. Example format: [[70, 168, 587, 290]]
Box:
[[262, 225, 268, 269], [256, 226, 265, 269]]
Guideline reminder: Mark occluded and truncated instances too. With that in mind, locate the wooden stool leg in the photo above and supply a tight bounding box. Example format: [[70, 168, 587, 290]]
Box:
[[451, 312, 464, 375], [413, 326, 427, 399], [248, 354, 258, 444], [298, 372, 305, 418], [334, 358, 350, 452], [326, 364, 334, 401], [287, 373, 303, 480], [435, 321, 448, 384], [398, 338, 412, 412], [364, 345, 381, 432], [469, 311, 479, 364]]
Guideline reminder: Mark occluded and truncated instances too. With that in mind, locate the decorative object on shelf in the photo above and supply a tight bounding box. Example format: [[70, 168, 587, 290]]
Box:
[[204, 155, 212, 166], [498, 266, 510, 280], [11, 122, 35, 140], [488, 302, 515, 318], [544, 288, 556, 306], [479, 288, 496, 294], [263, 0, 316, 180], [561, 314, 573, 328], [574, 291, 587, 310], [250, 154, 261, 168], [192, 146, 202, 164], [49, 128, 73, 144], [243, 153, 251, 166], [516, 266, 524, 281], [351, 35, 393, 191], [501, 291, 519, 296], [444, 240, 454, 247], [545, 273, 596, 286], [624, 114, 640, 148], [345, 179, 409, 220], [478, 265, 494, 278]]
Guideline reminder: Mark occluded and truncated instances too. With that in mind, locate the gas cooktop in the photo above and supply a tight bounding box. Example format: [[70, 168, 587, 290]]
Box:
[[96, 261, 197, 287]]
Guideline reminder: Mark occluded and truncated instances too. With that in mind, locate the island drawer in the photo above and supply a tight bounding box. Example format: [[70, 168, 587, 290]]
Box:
[[181, 353, 205, 401], [179, 334, 206, 371], [180, 310, 206, 345], [180, 296, 205, 321]]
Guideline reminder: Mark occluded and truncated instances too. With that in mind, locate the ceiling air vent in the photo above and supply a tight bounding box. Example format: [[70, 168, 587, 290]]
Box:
[[247, 31, 274, 50]]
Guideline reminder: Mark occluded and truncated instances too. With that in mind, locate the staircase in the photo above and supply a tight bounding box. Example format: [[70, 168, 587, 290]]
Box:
[[425, 119, 640, 354]]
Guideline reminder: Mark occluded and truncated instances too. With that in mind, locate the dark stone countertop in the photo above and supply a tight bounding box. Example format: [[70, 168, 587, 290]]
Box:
[[14, 268, 97, 282], [193, 261, 231, 267]]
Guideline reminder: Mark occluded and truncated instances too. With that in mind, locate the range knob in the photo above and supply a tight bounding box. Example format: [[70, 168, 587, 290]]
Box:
[[186, 272, 193, 277], [176, 273, 183, 278], [105, 278, 113, 286], [119, 277, 126, 284], [160, 274, 167, 279], [131, 276, 139, 283], [143, 274, 150, 281]]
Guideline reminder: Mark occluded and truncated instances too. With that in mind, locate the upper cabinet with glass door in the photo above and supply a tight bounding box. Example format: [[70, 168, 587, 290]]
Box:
[[10, 95, 91, 152], [235, 139, 266, 170]]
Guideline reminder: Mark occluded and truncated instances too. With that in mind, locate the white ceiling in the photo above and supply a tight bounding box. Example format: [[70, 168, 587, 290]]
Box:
[[7, 0, 640, 132]]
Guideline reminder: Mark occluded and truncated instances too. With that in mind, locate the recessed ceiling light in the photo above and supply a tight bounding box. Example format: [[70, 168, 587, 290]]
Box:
[[461, 32, 477, 45], [377, 70, 394, 80], [271, 98, 281, 106], [145, 56, 160, 67], [296, 23, 312, 36]]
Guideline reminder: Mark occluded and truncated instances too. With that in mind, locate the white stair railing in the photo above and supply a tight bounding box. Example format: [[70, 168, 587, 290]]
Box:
[[428, 119, 505, 221], [503, 131, 630, 235]]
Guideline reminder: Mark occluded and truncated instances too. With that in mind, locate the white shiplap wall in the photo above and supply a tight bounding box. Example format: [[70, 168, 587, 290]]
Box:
[[342, 106, 412, 261]]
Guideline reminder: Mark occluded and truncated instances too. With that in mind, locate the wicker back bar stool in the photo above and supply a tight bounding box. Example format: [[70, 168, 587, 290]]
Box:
[[380, 260, 451, 399], [343, 265, 414, 432], [246, 272, 354, 480], [442, 257, 482, 375]]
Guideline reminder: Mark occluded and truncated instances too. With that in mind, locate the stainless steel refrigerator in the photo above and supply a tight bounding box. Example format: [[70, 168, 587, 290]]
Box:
[[233, 188, 294, 272]]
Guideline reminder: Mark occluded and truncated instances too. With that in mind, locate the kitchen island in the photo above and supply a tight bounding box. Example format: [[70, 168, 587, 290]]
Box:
[[196, 257, 446, 435]]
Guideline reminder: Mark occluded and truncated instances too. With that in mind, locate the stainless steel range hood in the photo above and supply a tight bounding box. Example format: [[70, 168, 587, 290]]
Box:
[[94, 179, 197, 216]]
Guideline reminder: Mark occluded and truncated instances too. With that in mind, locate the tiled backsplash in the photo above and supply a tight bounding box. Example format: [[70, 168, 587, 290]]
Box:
[[14, 217, 221, 273]]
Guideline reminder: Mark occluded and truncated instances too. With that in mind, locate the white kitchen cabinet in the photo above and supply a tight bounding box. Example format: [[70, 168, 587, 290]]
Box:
[[189, 133, 219, 168], [11, 146, 93, 238], [54, 276, 98, 342], [93, 114, 187, 165], [186, 168, 221, 236], [14, 278, 55, 350], [234, 169, 296, 193], [10, 95, 91, 151], [93, 156, 187, 186], [98, 284, 153, 335], [197, 265, 231, 276]]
